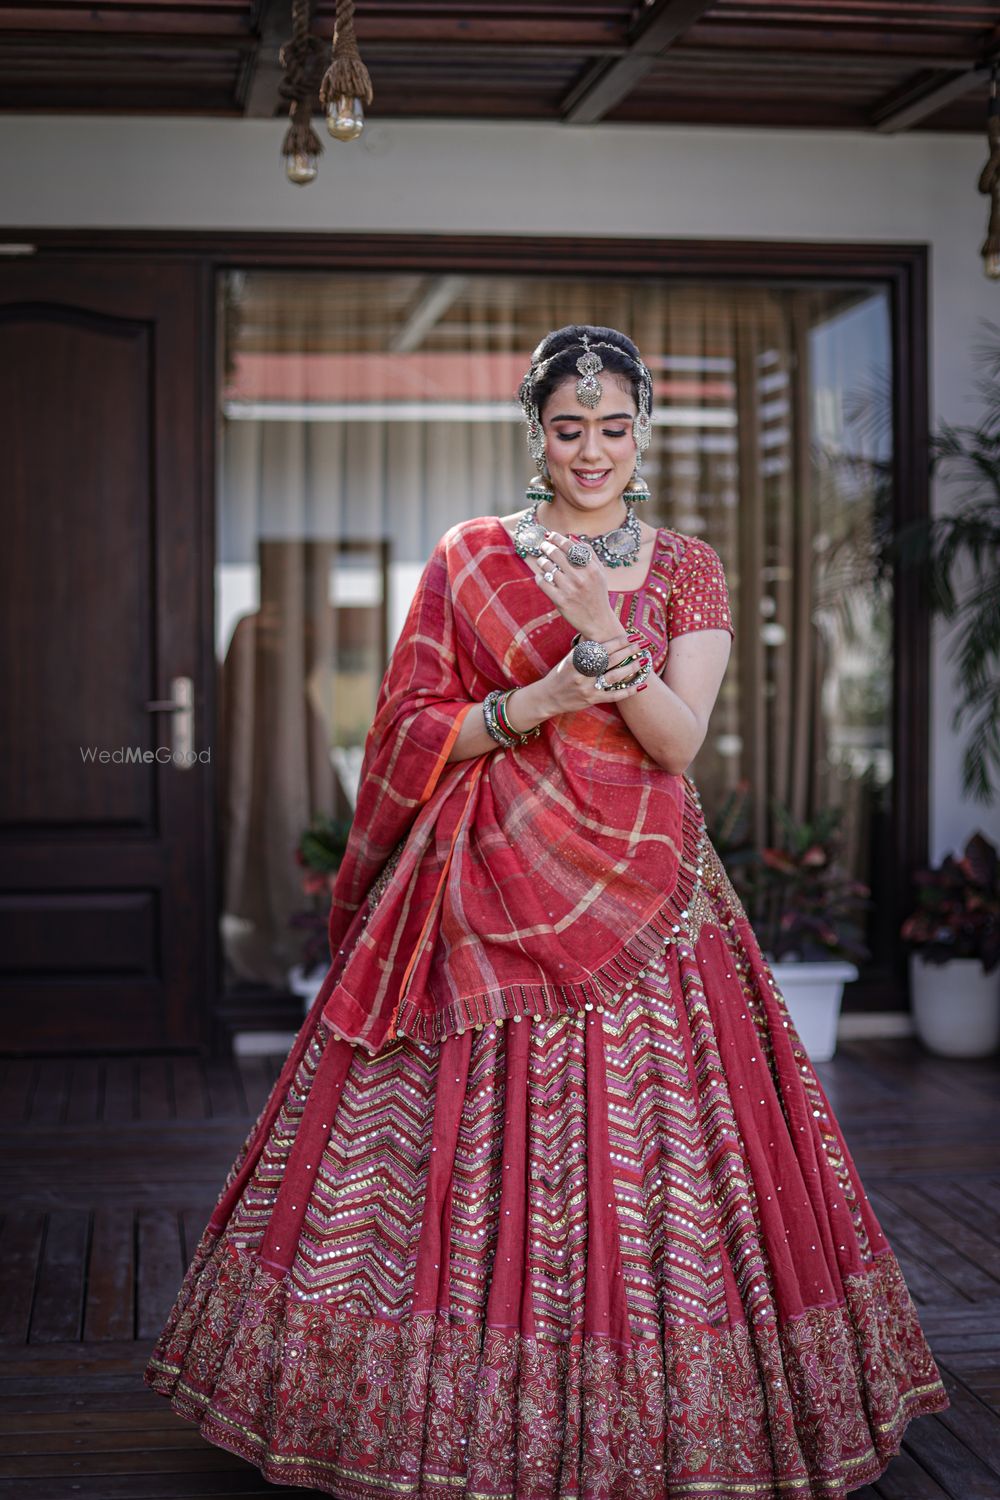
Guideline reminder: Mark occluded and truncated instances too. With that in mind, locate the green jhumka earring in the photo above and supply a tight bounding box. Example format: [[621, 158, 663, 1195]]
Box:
[[622, 378, 653, 503]]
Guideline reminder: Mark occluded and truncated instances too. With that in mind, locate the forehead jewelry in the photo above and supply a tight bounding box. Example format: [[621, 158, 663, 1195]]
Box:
[[575, 334, 605, 409]]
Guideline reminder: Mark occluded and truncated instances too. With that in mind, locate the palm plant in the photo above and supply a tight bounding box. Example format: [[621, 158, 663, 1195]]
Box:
[[891, 321, 1000, 805]]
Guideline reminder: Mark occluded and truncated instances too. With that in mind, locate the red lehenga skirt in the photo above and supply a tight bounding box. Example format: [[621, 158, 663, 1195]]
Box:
[[145, 777, 949, 1499]]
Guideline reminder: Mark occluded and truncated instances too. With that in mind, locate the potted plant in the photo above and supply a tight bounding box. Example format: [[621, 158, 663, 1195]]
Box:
[[288, 814, 353, 1012], [715, 787, 871, 1060], [901, 831, 1000, 1057]]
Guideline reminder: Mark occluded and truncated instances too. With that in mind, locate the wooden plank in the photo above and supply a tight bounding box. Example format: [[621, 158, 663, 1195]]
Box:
[[868, 1190, 1000, 1301], [136, 1058, 172, 1122], [887, 1245, 958, 1308], [877, 1183, 1000, 1288], [203, 1059, 246, 1119], [562, 0, 716, 123], [933, 1368, 1000, 1481], [65, 1058, 103, 1126], [27, 1061, 70, 1126], [1, 1444, 248, 1476], [0, 1339, 148, 1369], [235, 1055, 274, 1117], [0, 1060, 35, 1123], [29, 1211, 88, 1343], [873, 1446, 953, 1497], [179, 1205, 214, 1267], [0, 1390, 169, 1416], [872, 66, 990, 134], [953, 1178, 1000, 1236], [0, 1406, 193, 1435], [83, 1207, 135, 1342], [102, 1058, 136, 1124], [170, 1057, 207, 1121], [0, 1478, 300, 1498], [135, 1208, 184, 1342], [902, 1410, 1000, 1498], [0, 1209, 44, 1343], [0, 1421, 213, 1455]]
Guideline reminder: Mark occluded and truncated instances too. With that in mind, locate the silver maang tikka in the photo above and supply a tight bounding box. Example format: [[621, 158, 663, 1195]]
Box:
[[575, 335, 604, 408]]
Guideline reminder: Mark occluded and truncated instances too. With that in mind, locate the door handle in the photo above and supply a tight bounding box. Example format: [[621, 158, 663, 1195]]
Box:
[[144, 675, 195, 766]]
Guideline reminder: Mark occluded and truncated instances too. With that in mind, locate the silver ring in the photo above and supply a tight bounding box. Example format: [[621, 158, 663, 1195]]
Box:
[[542, 564, 561, 583], [572, 639, 609, 676], [565, 542, 592, 567]]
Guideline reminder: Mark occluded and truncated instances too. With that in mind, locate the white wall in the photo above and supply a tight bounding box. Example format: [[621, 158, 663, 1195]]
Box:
[[1, 114, 997, 856]]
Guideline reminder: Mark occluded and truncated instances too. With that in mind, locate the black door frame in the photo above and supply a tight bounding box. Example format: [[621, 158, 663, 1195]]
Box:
[[6, 230, 930, 1033]]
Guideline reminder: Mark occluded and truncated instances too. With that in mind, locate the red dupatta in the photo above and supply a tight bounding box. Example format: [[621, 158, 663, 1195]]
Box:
[[316, 513, 691, 1054]]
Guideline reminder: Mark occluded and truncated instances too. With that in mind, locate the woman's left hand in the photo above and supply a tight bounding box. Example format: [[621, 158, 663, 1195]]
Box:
[[530, 529, 621, 640]]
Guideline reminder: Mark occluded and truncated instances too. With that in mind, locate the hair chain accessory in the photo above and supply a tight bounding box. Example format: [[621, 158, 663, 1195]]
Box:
[[525, 401, 547, 466], [633, 378, 652, 454]]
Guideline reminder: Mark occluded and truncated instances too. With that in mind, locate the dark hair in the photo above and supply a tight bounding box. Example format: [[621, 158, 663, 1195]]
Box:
[[517, 323, 651, 416]]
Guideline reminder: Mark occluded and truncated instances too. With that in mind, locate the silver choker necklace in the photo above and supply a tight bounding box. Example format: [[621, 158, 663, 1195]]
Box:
[[513, 502, 642, 568]]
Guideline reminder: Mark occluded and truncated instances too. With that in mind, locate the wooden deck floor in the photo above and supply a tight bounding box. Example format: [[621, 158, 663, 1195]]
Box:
[[0, 1038, 998, 1498]]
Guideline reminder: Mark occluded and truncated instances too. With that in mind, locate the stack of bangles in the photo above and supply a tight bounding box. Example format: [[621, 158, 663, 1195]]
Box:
[[482, 688, 541, 749]]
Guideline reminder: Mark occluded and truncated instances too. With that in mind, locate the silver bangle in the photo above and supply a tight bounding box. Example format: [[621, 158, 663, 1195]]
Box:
[[482, 690, 518, 747]]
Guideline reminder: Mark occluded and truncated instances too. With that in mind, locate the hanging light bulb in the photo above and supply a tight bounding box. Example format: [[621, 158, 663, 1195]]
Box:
[[319, 0, 374, 145], [285, 147, 319, 185], [325, 92, 365, 140]]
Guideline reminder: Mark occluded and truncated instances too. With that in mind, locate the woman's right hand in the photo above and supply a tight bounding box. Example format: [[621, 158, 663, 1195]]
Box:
[[538, 628, 652, 715]]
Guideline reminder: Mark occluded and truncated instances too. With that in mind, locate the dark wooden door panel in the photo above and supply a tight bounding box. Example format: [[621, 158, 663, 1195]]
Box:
[[0, 259, 211, 1051]]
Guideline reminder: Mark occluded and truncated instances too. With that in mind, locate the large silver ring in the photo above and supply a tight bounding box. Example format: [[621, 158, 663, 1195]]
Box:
[[565, 541, 592, 567], [595, 650, 653, 692], [572, 639, 609, 676]]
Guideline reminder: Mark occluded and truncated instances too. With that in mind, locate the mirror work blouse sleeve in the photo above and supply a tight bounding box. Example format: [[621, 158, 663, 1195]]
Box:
[[665, 537, 736, 639]]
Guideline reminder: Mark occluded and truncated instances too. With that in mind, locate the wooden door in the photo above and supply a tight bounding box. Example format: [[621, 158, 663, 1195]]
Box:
[[0, 257, 213, 1051]]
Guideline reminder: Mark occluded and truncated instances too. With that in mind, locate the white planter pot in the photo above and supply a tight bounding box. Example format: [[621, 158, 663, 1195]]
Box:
[[909, 953, 1000, 1058], [766, 959, 859, 1062], [288, 962, 327, 1016]]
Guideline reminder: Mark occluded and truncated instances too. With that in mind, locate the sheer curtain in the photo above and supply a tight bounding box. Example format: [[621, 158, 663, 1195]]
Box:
[[215, 273, 892, 992]]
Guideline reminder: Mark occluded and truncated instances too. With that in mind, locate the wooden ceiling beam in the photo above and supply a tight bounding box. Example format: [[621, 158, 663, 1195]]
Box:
[[683, 20, 990, 65], [0, 31, 256, 54], [871, 63, 992, 132], [561, 0, 718, 124], [241, 0, 292, 118], [0, 9, 252, 37]]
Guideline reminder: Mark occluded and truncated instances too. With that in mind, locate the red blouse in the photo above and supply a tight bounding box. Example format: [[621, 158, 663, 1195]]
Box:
[[607, 526, 736, 659]]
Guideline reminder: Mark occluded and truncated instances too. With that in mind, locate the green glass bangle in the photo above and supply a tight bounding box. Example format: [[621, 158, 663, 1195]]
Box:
[[497, 688, 540, 742]]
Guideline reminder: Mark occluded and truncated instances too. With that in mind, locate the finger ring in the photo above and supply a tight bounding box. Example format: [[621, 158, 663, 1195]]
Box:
[[566, 542, 592, 567], [572, 639, 609, 676], [543, 568, 556, 583]]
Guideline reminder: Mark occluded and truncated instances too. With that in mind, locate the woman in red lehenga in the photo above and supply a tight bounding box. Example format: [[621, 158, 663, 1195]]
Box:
[[146, 325, 949, 1498]]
